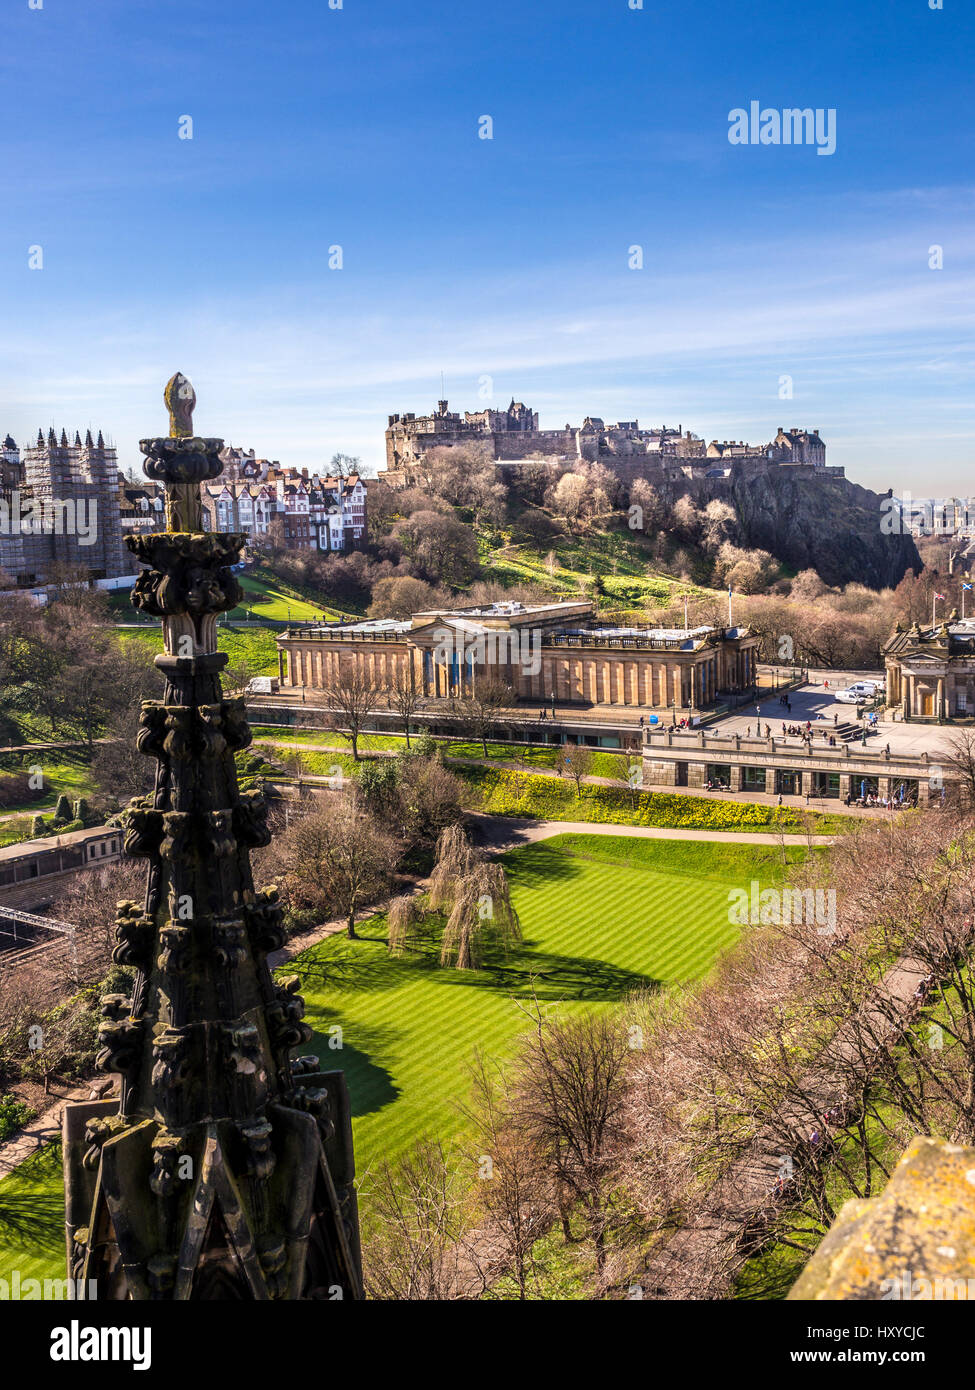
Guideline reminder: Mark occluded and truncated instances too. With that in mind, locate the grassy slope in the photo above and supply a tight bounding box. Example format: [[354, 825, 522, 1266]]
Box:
[[475, 518, 722, 615], [0, 834, 806, 1279]]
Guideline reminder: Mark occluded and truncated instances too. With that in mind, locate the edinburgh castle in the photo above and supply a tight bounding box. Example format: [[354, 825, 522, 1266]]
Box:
[[382, 397, 833, 489]]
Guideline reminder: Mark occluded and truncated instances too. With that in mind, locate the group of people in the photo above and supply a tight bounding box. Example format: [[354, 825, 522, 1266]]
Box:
[[844, 790, 908, 809], [773, 1105, 848, 1196], [912, 973, 938, 1005]]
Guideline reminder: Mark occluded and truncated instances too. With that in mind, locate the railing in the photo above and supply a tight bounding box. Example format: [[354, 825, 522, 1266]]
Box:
[[643, 728, 930, 770], [541, 632, 705, 651], [281, 625, 406, 642]]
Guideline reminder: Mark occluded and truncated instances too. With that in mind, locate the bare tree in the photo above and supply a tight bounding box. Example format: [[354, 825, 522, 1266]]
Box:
[[459, 1050, 555, 1298], [513, 1006, 630, 1280], [388, 667, 425, 749], [323, 663, 387, 761], [450, 676, 513, 758], [555, 741, 595, 794], [945, 727, 975, 808], [361, 1138, 484, 1300], [276, 800, 402, 938]]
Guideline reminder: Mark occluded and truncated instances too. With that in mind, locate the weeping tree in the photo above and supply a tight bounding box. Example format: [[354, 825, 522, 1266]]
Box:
[[387, 893, 423, 956], [429, 825, 522, 970]]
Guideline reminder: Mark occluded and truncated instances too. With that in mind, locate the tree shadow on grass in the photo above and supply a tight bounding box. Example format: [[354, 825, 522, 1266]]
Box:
[[441, 947, 661, 1003], [302, 1014, 401, 1120], [286, 919, 450, 996], [0, 1143, 66, 1254], [0, 1189, 65, 1252]]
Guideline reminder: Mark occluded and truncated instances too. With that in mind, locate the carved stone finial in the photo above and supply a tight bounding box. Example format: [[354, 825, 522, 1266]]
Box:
[[164, 373, 196, 438]]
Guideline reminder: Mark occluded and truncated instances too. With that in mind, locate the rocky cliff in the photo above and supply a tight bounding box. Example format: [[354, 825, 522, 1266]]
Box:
[[724, 468, 919, 588]]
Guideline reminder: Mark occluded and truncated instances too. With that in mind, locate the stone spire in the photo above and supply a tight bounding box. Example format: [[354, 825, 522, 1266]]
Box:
[[85, 428, 93, 447], [63, 375, 362, 1301]]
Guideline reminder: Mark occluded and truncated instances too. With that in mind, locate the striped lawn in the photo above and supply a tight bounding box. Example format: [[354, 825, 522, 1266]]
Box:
[[0, 833, 807, 1279], [293, 835, 807, 1182]]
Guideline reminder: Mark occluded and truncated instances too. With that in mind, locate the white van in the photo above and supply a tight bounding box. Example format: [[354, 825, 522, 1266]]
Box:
[[836, 680, 883, 704]]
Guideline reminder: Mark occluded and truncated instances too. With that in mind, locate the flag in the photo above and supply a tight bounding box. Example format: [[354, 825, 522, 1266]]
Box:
[[964, 584, 973, 592], [934, 592, 945, 600]]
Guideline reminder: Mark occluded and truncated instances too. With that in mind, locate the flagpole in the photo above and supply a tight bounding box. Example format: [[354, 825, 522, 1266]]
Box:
[[728, 585, 732, 627]]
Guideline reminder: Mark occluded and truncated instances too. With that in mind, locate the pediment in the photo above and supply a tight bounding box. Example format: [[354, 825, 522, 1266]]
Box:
[[899, 649, 948, 665]]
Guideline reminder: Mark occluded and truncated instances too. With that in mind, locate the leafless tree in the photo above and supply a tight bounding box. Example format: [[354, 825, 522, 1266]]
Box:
[[388, 667, 425, 749], [555, 741, 595, 794], [450, 676, 513, 758], [322, 663, 387, 760], [513, 1005, 630, 1281], [945, 727, 975, 808], [360, 1138, 484, 1300], [274, 800, 402, 938], [459, 1050, 555, 1298]]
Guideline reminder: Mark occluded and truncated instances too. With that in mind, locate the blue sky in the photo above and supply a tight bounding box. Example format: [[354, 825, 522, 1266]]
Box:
[[0, 0, 972, 488]]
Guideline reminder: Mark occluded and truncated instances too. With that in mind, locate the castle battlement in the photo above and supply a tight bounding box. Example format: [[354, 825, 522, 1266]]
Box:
[[382, 399, 829, 480]]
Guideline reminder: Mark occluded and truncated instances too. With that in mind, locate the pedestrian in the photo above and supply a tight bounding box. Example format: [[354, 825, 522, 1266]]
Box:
[[765, 723, 771, 738], [833, 712, 838, 726], [824, 679, 829, 690]]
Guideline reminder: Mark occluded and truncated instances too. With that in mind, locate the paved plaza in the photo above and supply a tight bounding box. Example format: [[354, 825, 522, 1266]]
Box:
[[707, 683, 959, 761]]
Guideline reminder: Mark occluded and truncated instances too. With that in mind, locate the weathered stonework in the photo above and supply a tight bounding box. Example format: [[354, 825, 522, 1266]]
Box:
[[63, 376, 362, 1300], [789, 1136, 975, 1300]]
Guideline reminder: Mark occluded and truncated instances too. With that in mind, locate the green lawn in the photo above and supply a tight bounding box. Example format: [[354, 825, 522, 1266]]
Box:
[[0, 751, 96, 840], [251, 726, 631, 780], [0, 1144, 66, 1287], [118, 624, 280, 675], [0, 833, 808, 1278], [288, 834, 808, 1182], [226, 574, 327, 623]]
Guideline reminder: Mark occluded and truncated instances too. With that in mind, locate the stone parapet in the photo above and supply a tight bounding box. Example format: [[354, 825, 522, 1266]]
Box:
[[789, 1137, 975, 1300]]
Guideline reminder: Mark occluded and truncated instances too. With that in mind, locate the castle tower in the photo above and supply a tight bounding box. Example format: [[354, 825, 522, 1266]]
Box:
[[62, 375, 362, 1300]]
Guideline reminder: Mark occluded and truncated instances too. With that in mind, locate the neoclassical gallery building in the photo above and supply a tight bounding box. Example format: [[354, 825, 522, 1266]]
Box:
[[884, 616, 975, 722], [275, 599, 760, 713]]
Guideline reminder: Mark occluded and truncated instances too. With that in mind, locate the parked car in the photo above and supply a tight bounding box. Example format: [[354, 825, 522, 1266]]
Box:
[[836, 680, 884, 704]]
